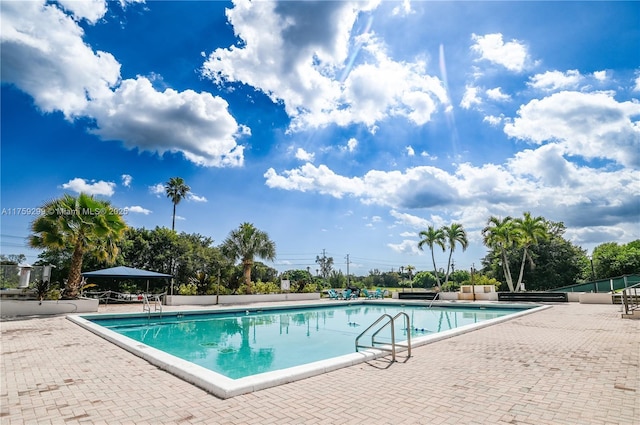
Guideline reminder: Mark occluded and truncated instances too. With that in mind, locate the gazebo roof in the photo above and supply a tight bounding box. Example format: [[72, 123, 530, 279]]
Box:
[[82, 266, 172, 279]]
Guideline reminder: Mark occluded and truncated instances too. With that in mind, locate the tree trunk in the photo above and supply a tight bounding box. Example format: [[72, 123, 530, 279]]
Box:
[[66, 238, 85, 298], [431, 250, 441, 290], [501, 248, 515, 292], [515, 247, 528, 292], [243, 259, 253, 294]]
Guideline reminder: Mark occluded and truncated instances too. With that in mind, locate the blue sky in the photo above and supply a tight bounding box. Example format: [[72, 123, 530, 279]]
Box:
[[1, 0, 639, 277]]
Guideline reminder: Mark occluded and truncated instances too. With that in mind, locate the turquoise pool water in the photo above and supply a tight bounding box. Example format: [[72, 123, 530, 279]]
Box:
[[88, 303, 526, 379]]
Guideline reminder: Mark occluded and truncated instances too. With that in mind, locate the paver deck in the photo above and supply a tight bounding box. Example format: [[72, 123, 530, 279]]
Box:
[[1, 301, 638, 424]]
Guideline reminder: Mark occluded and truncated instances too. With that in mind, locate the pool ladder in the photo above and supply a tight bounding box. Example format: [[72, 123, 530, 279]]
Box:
[[143, 293, 163, 318], [355, 312, 411, 362]]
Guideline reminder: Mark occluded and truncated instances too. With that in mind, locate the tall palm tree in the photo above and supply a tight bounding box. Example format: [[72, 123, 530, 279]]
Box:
[[442, 223, 468, 286], [513, 212, 548, 291], [482, 216, 516, 292], [221, 222, 276, 294], [418, 226, 446, 290], [29, 193, 127, 298], [165, 177, 190, 231]]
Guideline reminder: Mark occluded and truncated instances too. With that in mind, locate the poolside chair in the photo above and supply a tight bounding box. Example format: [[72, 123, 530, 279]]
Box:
[[362, 289, 374, 299], [342, 289, 352, 300], [375, 288, 385, 299], [327, 289, 340, 300]]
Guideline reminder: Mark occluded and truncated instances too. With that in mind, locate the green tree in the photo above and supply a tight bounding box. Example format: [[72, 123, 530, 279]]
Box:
[[221, 223, 276, 294], [592, 240, 640, 278], [513, 212, 548, 291], [29, 193, 127, 297], [482, 216, 516, 292], [418, 226, 446, 290], [442, 223, 468, 286], [413, 271, 438, 289], [315, 251, 334, 286], [165, 177, 190, 231]]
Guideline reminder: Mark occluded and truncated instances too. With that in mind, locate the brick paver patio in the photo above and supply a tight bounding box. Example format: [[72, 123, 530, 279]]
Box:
[[1, 302, 638, 424]]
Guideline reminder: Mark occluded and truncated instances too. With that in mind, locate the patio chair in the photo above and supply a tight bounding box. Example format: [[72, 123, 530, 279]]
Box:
[[375, 288, 385, 299], [342, 289, 352, 300], [362, 289, 374, 299], [327, 289, 340, 300]]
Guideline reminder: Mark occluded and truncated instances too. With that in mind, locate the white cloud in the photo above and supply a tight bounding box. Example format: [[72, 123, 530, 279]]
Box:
[[87, 77, 247, 167], [504, 91, 640, 167], [387, 239, 421, 255], [483, 115, 503, 126], [188, 193, 208, 203], [121, 174, 132, 187], [1, 0, 120, 118], [406, 146, 415, 156], [263, 151, 639, 245], [127, 205, 152, 215], [149, 184, 165, 196], [471, 33, 532, 72], [201, 0, 447, 132], [295, 148, 315, 162], [390, 210, 430, 229], [61, 178, 115, 196], [528, 70, 582, 91], [346, 137, 358, 153], [486, 87, 511, 102], [2, 1, 248, 168], [634, 74, 640, 92], [391, 0, 413, 17], [460, 85, 481, 109], [593, 70, 607, 81]]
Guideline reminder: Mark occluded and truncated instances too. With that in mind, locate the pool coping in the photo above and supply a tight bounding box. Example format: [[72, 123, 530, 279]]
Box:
[[67, 301, 551, 399]]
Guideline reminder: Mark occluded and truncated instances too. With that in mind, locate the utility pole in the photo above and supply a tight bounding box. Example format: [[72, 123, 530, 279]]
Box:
[[345, 254, 350, 287]]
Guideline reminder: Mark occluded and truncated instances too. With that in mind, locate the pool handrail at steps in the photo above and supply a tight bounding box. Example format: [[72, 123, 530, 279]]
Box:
[[355, 312, 412, 362], [621, 282, 640, 318]]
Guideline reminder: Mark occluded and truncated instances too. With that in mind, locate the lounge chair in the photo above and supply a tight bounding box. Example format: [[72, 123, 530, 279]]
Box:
[[375, 288, 385, 299], [362, 289, 374, 299], [342, 289, 352, 299], [327, 289, 340, 300]]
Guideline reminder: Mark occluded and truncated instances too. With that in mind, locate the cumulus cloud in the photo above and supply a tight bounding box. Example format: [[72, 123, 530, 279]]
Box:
[[149, 184, 165, 196], [504, 91, 640, 167], [528, 70, 583, 91], [295, 148, 315, 162], [61, 178, 116, 196], [264, 152, 639, 240], [471, 33, 533, 72], [127, 205, 152, 215], [87, 77, 247, 167], [201, 0, 447, 132], [388, 239, 422, 255], [460, 85, 482, 109], [1, 0, 248, 168], [188, 193, 208, 203], [406, 146, 415, 156], [121, 174, 132, 187], [486, 87, 511, 101], [345, 137, 358, 152]]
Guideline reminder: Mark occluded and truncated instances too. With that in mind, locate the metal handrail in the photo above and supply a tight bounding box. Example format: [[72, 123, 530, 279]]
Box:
[[428, 292, 440, 308], [621, 282, 640, 315], [355, 312, 411, 362]]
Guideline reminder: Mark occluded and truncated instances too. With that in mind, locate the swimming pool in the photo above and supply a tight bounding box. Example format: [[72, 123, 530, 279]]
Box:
[[69, 301, 548, 398]]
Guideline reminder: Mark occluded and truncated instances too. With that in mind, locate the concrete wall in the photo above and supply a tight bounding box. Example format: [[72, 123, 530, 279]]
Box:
[[165, 292, 321, 306], [0, 298, 99, 316]]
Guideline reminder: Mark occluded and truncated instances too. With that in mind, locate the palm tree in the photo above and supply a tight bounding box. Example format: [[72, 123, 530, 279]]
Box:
[[418, 226, 446, 290], [513, 212, 548, 291], [442, 223, 468, 286], [221, 223, 276, 294], [405, 264, 415, 290], [165, 177, 190, 231], [482, 216, 516, 292], [29, 193, 127, 298]]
